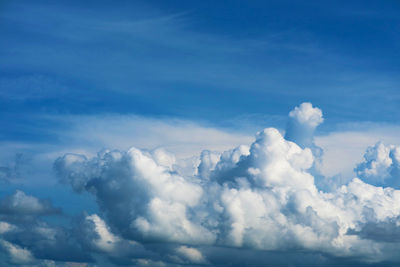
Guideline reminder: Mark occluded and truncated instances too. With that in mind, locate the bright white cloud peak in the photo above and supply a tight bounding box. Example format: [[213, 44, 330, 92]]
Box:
[[2, 103, 400, 266], [355, 141, 400, 188], [285, 102, 323, 148]]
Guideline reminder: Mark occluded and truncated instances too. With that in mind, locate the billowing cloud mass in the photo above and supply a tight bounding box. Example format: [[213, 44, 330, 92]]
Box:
[[2, 103, 400, 266]]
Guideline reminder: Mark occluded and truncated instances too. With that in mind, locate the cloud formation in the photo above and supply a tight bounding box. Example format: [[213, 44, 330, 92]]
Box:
[[0, 191, 94, 265], [47, 103, 400, 266], [3, 103, 400, 266], [0, 190, 60, 217], [355, 142, 400, 188], [285, 102, 323, 148]]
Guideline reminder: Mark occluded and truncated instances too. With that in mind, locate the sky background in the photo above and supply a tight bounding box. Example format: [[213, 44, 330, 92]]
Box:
[[1, 0, 400, 266], [2, 0, 400, 199]]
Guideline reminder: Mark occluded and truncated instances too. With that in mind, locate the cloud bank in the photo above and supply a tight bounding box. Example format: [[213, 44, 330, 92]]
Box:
[[2, 103, 400, 266]]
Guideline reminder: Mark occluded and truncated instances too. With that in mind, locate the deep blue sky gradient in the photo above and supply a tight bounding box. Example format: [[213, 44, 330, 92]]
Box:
[[1, 0, 400, 144], [0, 0, 399, 207], [1, 1, 400, 265]]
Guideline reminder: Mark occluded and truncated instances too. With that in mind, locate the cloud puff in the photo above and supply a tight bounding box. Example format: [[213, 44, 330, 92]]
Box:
[[314, 123, 400, 181], [283, 102, 327, 190], [0, 222, 16, 235], [175, 245, 207, 264], [285, 102, 323, 148], [0, 191, 60, 217], [52, 103, 400, 266], [0, 239, 35, 265], [355, 141, 400, 188], [55, 148, 215, 246], [0, 191, 94, 265]]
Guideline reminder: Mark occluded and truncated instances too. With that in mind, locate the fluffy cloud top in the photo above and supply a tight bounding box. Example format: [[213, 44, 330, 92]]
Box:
[[355, 141, 400, 188], [285, 102, 323, 148]]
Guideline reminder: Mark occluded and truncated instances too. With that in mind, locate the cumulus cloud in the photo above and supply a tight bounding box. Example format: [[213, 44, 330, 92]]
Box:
[[0, 191, 95, 266], [55, 148, 215, 246], [175, 245, 207, 264], [0, 190, 61, 218], [4, 102, 400, 266], [285, 102, 323, 148], [82, 214, 120, 253], [283, 102, 329, 190], [0, 219, 94, 265], [50, 103, 400, 266], [315, 123, 400, 180], [355, 141, 400, 188], [0, 239, 35, 265]]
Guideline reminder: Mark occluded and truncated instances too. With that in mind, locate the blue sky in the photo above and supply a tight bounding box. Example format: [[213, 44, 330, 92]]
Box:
[[1, 0, 400, 134], [1, 1, 400, 266]]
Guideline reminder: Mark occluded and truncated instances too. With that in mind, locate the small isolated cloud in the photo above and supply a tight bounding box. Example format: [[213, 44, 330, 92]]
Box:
[[176, 246, 207, 264], [0, 190, 61, 217]]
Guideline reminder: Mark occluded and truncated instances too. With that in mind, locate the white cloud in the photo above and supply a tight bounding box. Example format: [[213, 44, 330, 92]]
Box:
[[84, 214, 120, 253], [176, 246, 206, 264], [0, 114, 253, 188], [288, 102, 323, 128], [5, 102, 400, 266], [0, 239, 34, 265], [315, 124, 400, 179], [53, 106, 400, 264], [355, 141, 400, 187], [0, 222, 16, 235], [285, 102, 323, 148], [0, 190, 60, 216]]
